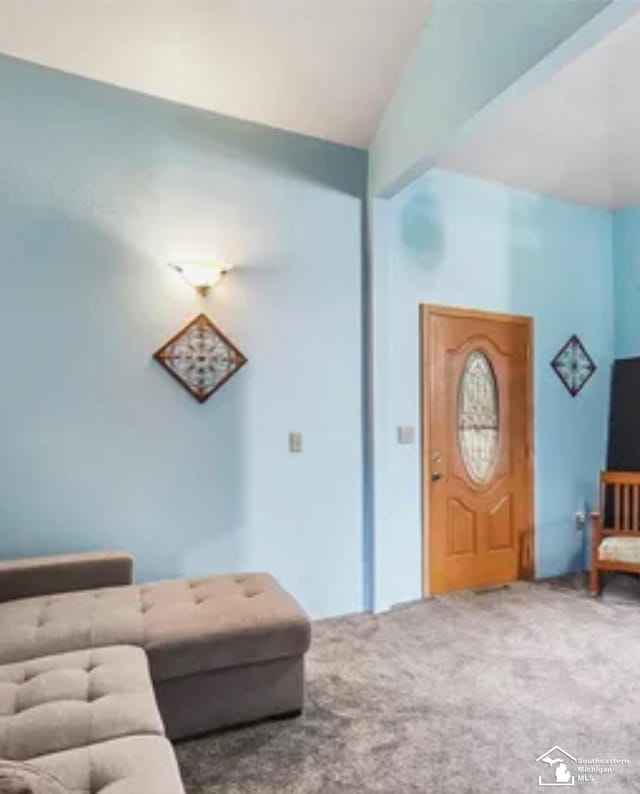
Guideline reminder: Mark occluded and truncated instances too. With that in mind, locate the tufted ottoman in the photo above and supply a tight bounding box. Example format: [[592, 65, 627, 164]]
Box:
[[0, 571, 311, 739], [0, 646, 163, 760]]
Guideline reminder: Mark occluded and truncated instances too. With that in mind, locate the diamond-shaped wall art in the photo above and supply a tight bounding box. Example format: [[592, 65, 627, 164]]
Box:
[[550, 334, 596, 397], [154, 314, 247, 403]]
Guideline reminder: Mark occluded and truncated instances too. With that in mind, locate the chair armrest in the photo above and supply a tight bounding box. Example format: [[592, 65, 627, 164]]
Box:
[[0, 551, 134, 602], [590, 512, 602, 567]]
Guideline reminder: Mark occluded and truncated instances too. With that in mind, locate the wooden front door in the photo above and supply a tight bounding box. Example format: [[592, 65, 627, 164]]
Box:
[[421, 305, 534, 595]]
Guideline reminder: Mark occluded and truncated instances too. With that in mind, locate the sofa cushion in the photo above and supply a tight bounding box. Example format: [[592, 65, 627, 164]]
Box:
[[0, 573, 311, 681], [0, 760, 67, 793], [598, 536, 640, 564], [0, 646, 163, 760], [0, 587, 145, 665], [0, 551, 133, 603], [30, 735, 185, 794]]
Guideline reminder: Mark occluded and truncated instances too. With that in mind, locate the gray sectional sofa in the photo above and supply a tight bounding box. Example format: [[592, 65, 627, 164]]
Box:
[[0, 551, 311, 793]]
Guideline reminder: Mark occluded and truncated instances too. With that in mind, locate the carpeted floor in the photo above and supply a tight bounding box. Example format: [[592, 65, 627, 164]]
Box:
[[176, 577, 640, 793]]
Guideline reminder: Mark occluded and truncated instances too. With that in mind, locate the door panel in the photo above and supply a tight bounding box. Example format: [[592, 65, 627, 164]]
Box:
[[422, 305, 534, 595], [447, 499, 476, 556], [488, 496, 513, 551]]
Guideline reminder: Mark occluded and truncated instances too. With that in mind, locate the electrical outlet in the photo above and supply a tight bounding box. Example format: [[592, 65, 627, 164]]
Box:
[[575, 510, 586, 531], [289, 432, 303, 453], [397, 425, 415, 445]]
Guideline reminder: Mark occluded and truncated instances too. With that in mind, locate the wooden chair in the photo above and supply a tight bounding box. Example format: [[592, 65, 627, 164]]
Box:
[[590, 471, 640, 595]]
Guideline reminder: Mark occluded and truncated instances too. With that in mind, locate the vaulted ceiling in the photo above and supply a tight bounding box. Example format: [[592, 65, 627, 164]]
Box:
[[438, 9, 640, 210], [0, 0, 430, 149]]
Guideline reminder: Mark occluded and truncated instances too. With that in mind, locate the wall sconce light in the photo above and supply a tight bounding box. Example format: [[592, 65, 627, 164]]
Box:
[[168, 261, 232, 296]]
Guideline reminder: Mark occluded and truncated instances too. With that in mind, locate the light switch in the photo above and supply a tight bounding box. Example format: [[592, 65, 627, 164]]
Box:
[[289, 432, 303, 453], [397, 425, 415, 445]]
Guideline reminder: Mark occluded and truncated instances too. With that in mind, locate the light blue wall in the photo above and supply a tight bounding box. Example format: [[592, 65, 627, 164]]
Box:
[[0, 52, 623, 621], [369, 0, 640, 196], [0, 55, 367, 619], [613, 205, 640, 358], [372, 169, 614, 611]]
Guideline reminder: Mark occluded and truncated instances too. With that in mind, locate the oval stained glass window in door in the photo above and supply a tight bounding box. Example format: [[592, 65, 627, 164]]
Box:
[[457, 350, 500, 484]]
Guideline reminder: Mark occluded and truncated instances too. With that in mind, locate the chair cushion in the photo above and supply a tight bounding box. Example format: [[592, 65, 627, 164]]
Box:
[[30, 735, 185, 794], [0, 646, 163, 760], [0, 573, 311, 681], [598, 536, 640, 564]]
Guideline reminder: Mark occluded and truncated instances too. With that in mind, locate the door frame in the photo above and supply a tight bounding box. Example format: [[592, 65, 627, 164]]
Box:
[[420, 303, 535, 596]]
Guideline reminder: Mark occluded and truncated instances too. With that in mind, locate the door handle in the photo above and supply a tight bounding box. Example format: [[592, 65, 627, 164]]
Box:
[[431, 472, 444, 482]]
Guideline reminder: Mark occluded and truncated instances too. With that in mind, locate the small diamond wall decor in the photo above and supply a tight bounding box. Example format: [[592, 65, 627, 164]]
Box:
[[550, 334, 596, 397], [154, 314, 247, 403]]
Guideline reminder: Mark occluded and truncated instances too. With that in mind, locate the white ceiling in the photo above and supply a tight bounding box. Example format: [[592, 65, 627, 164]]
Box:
[[0, 0, 429, 149], [438, 9, 640, 210]]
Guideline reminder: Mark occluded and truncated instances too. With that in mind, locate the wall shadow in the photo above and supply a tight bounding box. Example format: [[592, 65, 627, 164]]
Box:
[[399, 188, 445, 268]]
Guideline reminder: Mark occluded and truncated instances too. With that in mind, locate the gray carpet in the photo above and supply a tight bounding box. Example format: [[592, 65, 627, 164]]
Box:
[[177, 577, 640, 793]]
